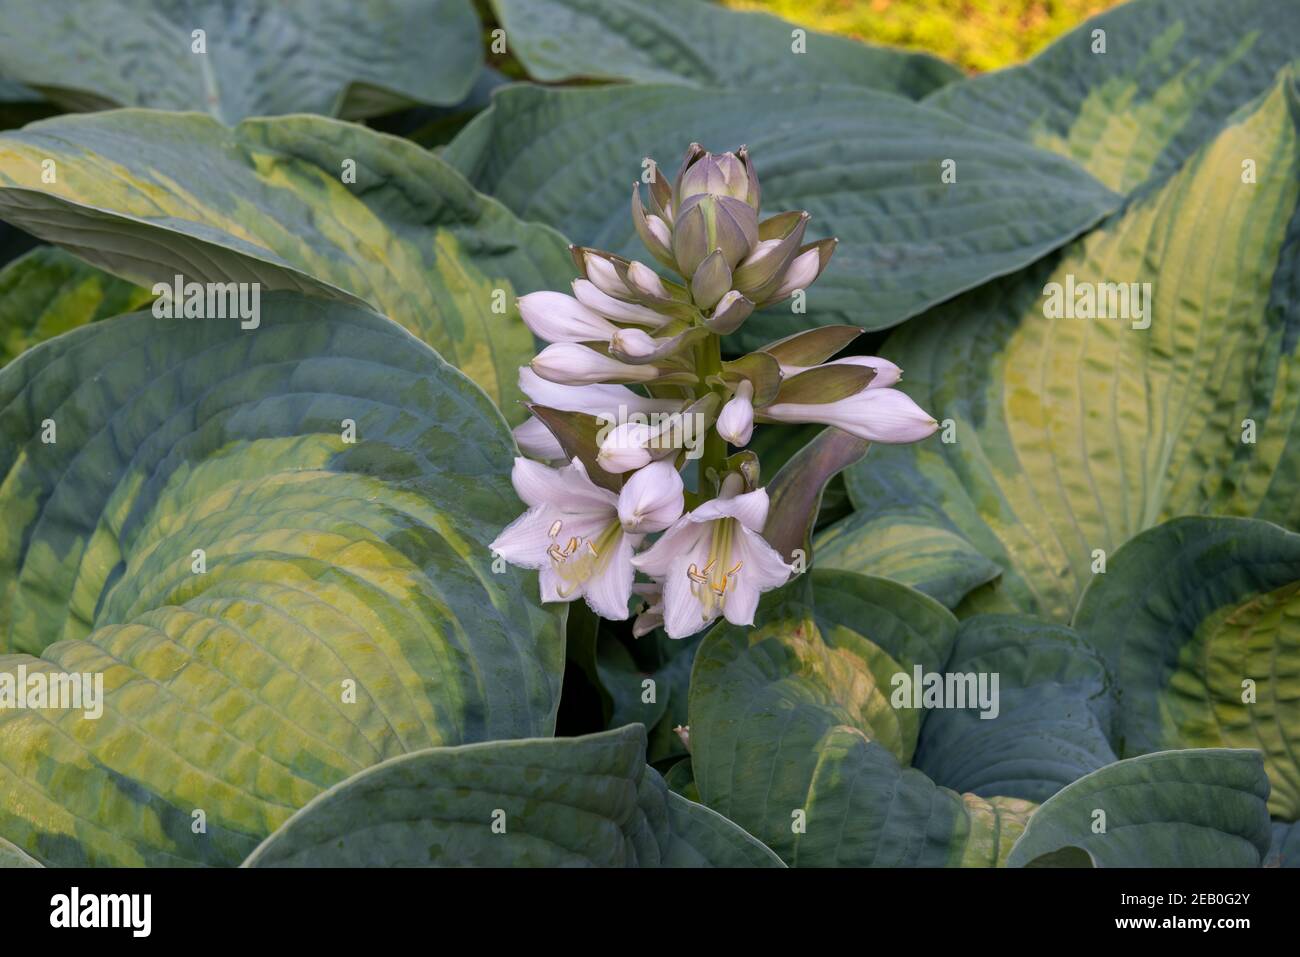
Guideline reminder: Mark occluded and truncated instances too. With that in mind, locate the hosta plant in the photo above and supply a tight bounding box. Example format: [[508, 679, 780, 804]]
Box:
[[0, 0, 1295, 871]]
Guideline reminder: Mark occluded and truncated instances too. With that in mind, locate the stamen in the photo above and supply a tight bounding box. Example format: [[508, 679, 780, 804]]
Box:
[[586, 540, 599, 557], [547, 544, 567, 564], [548, 519, 563, 539], [565, 536, 580, 555], [728, 561, 743, 576]]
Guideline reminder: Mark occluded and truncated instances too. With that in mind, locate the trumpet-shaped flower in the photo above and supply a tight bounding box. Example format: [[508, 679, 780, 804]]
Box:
[[532, 343, 661, 385], [632, 482, 792, 638], [492, 457, 674, 619]]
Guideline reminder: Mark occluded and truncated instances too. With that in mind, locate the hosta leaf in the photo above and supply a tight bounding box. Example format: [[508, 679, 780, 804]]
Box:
[[0, 835, 41, 867], [243, 725, 783, 867], [444, 83, 1120, 347], [1267, 820, 1300, 867], [0, 110, 575, 423], [844, 71, 1300, 621], [0, 246, 151, 366], [1073, 517, 1300, 820], [0, 294, 565, 866], [814, 504, 1002, 610], [689, 570, 1043, 865], [926, 0, 1300, 197], [0, 0, 483, 122], [913, 615, 1117, 803], [1006, 750, 1273, 868], [489, 0, 959, 98]]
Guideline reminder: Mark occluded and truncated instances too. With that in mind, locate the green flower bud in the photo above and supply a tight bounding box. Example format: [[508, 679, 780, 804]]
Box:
[[672, 194, 757, 275]]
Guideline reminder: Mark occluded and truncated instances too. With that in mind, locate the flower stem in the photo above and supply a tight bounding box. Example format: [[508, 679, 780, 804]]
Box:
[[696, 331, 726, 498]]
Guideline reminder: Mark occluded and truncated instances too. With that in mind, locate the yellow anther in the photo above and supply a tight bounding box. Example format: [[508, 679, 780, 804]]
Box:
[[728, 561, 743, 576], [547, 544, 567, 564], [565, 536, 580, 555], [586, 540, 599, 557], [548, 519, 563, 539]]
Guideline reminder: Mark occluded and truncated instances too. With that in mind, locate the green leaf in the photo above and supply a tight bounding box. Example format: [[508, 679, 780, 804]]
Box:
[[926, 0, 1300, 197], [0, 294, 565, 866], [243, 725, 783, 867], [1006, 750, 1273, 868], [688, 570, 1040, 865], [1266, 820, 1300, 867], [443, 83, 1120, 347], [912, 615, 1117, 803], [1072, 516, 1300, 820], [0, 835, 41, 867], [488, 0, 959, 98], [0, 110, 575, 423], [814, 502, 1002, 610], [0, 0, 483, 123], [0, 246, 151, 367], [844, 71, 1300, 622]]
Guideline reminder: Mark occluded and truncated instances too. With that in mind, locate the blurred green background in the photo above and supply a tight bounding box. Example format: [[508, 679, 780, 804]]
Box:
[[722, 0, 1119, 72]]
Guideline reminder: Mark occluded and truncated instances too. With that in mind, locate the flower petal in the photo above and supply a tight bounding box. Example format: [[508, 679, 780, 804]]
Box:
[[618, 458, 685, 533], [721, 525, 794, 626], [490, 505, 559, 568], [513, 416, 565, 460], [581, 531, 637, 620], [690, 486, 770, 531]]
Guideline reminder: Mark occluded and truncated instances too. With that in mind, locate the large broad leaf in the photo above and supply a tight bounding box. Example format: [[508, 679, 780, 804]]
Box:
[[0, 835, 40, 867], [843, 72, 1300, 621], [927, 0, 1300, 198], [1005, 750, 1273, 868], [814, 504, 1002, 610], [1073, 517, 1300, 820], [443, 83, 1119, 348], [1267, 820, 1300, 867], [0, 246, 150, 366], [244, 725, 782, 867], [0, 294, 565, 866], [688, 570, 1041, 866], [0, 110, 575, 422], [489, 0, 959, 98], [912, 615, 1117, 803], [0, 0, 483, 122]]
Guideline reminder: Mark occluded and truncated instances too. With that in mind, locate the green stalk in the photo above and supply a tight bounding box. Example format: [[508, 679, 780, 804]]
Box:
[[696, 331, 726, 499]]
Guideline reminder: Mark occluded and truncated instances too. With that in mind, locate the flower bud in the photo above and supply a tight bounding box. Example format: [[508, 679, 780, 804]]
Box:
[[532, 343, 661, 385], [690, 250, 732, 310], [716, 380, 755, 446], [678, 149, 758, 209], [618, 458, 685, 533], [596, 421, 655, 472], [771, 248, 820, 300], [518, 291, 619, 343], [609, 327, 658, 359], [583, 251, 631, 299], [626, 261, 669, 299], [572, 279, 669, 328], [777, 356, 902, 390], [762, 387, 938, 444], [672, 195, 757, 276], [705, 290, 755, 334]]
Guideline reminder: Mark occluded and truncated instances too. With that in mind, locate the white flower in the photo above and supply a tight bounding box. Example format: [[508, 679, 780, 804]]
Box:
[[518, 291, 619, 343], [627, 261, 668, 298], [632, 483, 793, 639], [584, 253, 631, 299], [716, 379, 755, 446], [490, 458, 638, 619], [617, 459, 684, 533], [771, 248, 819, 300], [777, 355, 902, 390], [532, 343, 661, 385], [609, 327, 658, 359], [513, 416, 565, 460], [762, 386, 937, 443], [572, 279, 669, 328], [518, 367, 680, 418], [597, 421, 656, 473]]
